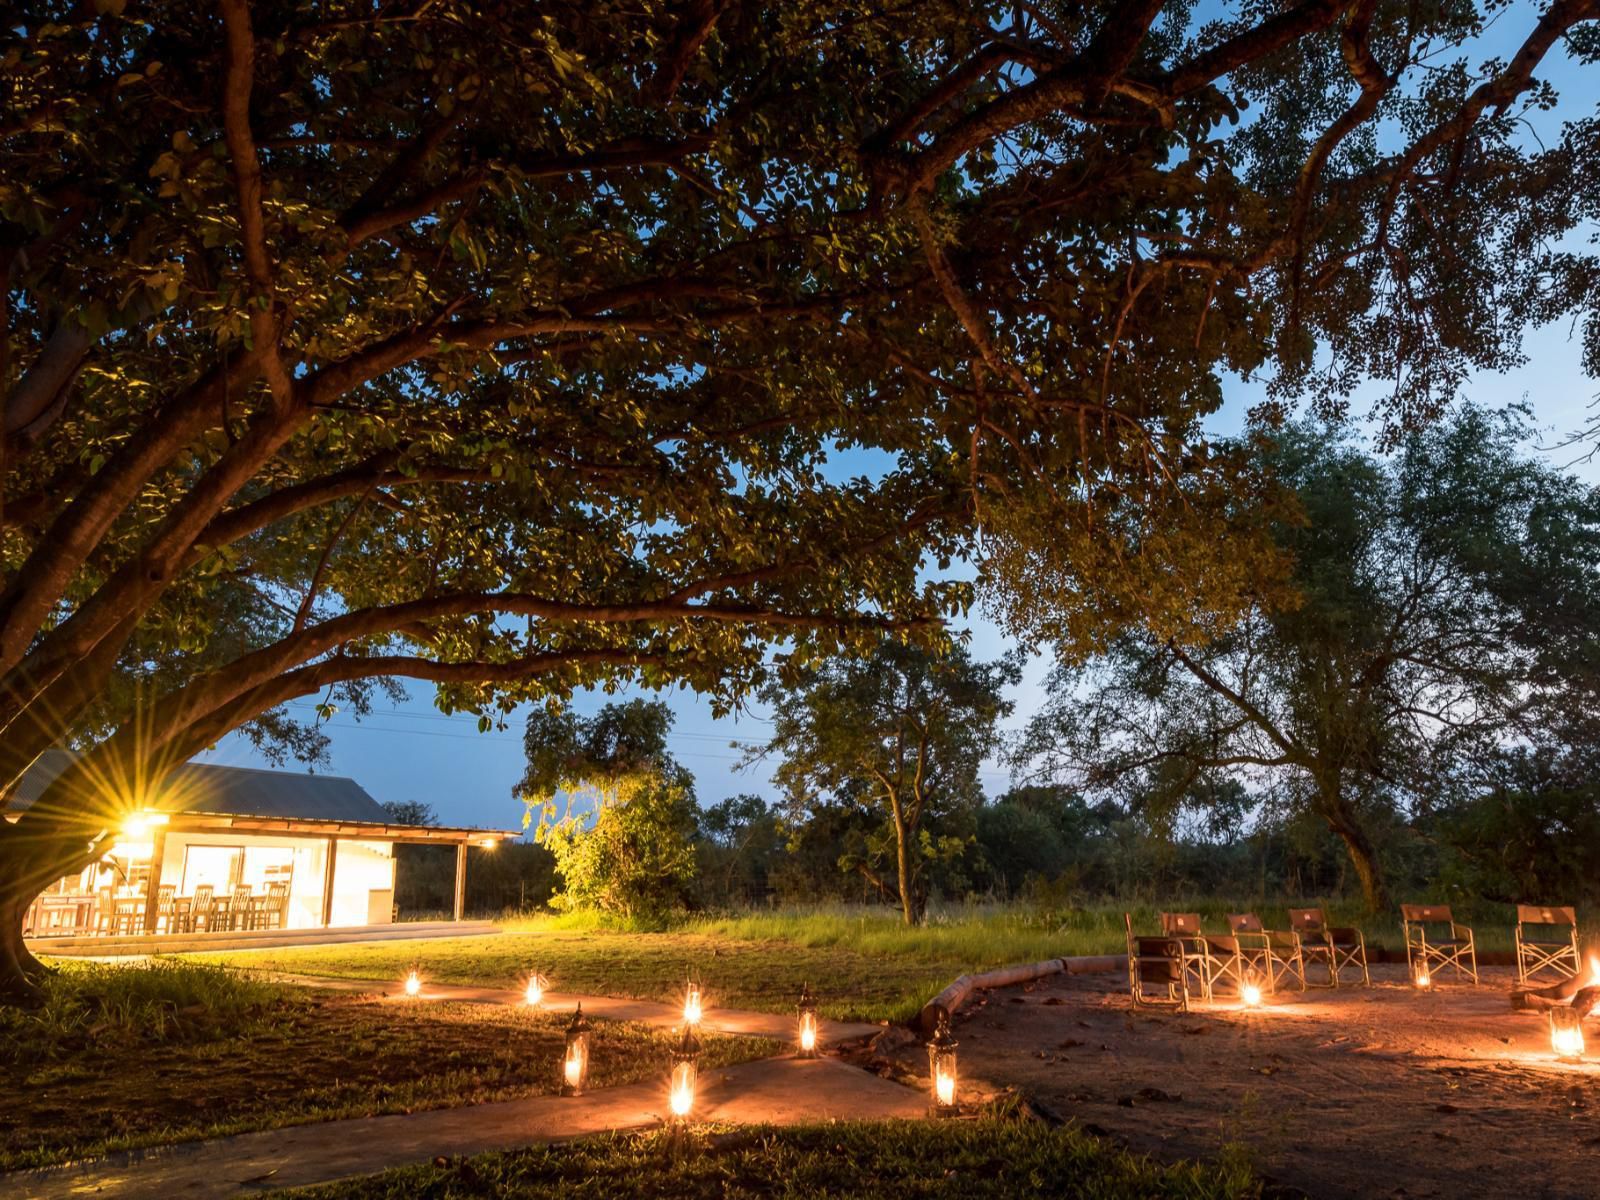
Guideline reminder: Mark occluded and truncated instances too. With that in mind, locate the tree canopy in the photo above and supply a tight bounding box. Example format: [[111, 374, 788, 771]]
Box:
[[750, 640, 1020, 923], [3, 0, 1599, 993], [1016, 408, 1600, 910]]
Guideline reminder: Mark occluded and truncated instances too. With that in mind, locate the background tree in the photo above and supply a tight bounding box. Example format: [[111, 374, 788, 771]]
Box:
[[1016, 409, 1600, 911], [5, 0, 1598, 998], [514, 699, 697, 919], [750, 641, 1020, 924]]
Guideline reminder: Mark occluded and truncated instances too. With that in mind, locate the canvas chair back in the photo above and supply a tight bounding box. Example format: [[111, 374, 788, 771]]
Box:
[[1160, 912, 1203, 937], [1517, 905, 1576, 929], [1401, 904, 1454, 925], [1228, 913, 1265, 935], [1288, 908, 1326, 933]]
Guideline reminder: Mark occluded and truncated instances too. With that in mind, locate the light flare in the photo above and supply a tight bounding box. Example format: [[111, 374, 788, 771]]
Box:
[[404, 970, 422, 997], [935, 1068, 955, 1108], [1241, 982, 1262, 1007]]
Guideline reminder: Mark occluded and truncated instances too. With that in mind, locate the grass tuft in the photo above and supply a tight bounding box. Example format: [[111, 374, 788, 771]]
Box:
[[278, 1120, 1260, 1199]]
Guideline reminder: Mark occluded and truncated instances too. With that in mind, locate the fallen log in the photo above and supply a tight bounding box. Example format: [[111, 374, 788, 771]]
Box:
[[914, 954, 1121, 1035]]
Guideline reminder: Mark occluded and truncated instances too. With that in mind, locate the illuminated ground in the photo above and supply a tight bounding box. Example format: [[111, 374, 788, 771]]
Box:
[[878, 964, 1598, 1200]]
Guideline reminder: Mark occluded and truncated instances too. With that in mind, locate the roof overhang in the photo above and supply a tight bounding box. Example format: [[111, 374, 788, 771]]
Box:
[[4, 808, 521, 845]]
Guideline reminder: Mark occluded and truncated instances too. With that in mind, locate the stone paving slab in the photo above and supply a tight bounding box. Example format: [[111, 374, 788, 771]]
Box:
[[1, 1057, 926, 1200], [269, 972, 886, 1046]]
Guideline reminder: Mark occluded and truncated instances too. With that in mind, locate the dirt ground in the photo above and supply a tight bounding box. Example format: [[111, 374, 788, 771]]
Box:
[[885, 964, 1600, 1200]]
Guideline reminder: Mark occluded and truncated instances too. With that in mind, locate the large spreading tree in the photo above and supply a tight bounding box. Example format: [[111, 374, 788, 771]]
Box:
[[3, 0, 1597, 997], [1015, 409, 1600, 911]]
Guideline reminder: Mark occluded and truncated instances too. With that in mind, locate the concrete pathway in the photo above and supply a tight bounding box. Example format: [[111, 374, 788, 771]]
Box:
[[270, 972, 887, 1045], [2, 1057, 927, 1200]]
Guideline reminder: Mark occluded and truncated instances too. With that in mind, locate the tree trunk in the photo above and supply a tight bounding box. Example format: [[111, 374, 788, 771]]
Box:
[[1319, 787, 1389, 913], [888, 794, 916, 926], [0, 834, 58, 1006]]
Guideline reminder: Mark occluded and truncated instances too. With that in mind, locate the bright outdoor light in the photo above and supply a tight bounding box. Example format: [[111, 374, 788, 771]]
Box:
[[478, 837, 498, 850], [561, 1005, 592, 1096], [120, 810, 169, 838], [683, 979, 703, 1026], [524, 971, 546, 1007], [1414, 968, 1431, 990], [797, 982, 819, 1057], [1551, 1007, 1585, 1061], [403, 969, 421, 997], [1241, 980, 1262, 1008], [669, 1024, 701, 1120], [927, 1013, 959, 1117]]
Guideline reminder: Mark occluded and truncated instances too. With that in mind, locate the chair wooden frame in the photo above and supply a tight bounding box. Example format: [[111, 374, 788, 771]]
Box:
[[1228, 913, 1305, 992], [1125, 913, 1194, 1012], [1401, 904, 1477, 986], [1288, 908, 1370, 987], [1514, 905, 1580, 986]]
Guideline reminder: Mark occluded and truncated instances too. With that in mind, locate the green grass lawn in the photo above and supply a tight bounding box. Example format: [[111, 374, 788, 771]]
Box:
[[196, 898, 1532, 1024], [1, 960, 779, 1172], [279, 1121, 1260, 1200]]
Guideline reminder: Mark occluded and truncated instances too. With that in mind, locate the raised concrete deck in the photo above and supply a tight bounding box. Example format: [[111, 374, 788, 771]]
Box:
[[27, 919, 502, 957], [1, 1057, 926, 1199]]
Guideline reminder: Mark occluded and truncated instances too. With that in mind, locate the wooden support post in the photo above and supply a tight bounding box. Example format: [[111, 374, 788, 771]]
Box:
[[452, 841, 467, 922], [142, 826, 168, 934], [321, 836, 338, 928]]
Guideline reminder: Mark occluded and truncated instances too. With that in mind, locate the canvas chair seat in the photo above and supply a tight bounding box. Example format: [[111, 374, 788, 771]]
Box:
[[1126, 917, 1195, 1011], [1228, 913, 1305, 993], [1288, 908, 1371, 988], [1402, 904, 1478, 986], [1515, 905, 1580, 986]]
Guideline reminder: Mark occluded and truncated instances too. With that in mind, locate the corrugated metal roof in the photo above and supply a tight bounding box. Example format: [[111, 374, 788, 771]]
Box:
[[8, 749, 392, 824]]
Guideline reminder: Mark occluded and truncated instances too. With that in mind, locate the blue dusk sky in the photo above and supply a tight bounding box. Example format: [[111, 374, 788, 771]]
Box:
[[197, 11, 1600, 833]]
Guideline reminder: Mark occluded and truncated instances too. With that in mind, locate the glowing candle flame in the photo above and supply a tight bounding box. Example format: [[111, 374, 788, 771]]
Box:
[[800, 1021, 817, 1053], [683, 984, 702, 1026], [525, 977, 543, 1006], [564, 1047, 583, 1088], [935, 1068, 955, 1108], [1414, 970, 1431, 990], [1552, 1023, 1586, 1060], [669, 1062, 695, 1117], [404, 970, 421, 997], [1241, 982, 1262, 1007]]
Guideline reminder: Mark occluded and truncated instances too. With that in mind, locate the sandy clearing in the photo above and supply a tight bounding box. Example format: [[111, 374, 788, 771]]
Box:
[[884, 964, 1600, 1199]]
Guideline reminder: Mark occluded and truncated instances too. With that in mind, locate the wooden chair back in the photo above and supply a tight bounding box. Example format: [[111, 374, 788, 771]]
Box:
[[191, 884, 214, 913]]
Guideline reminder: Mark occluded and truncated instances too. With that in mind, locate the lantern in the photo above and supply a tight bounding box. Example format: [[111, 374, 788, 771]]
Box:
[[927, 1013, 959, 1117], [525, 971, 546, 1008], [683, 979, 703, 1026], [403, 969, 422, 997], [797, 982, 820, 1058], [1551, 1006, 1585, 1061], [1414, 967, 1432, 990], [1240, 977, 1262, 1008], [669, 1023, 701, 1120], [561, 1004, 593, 1096]]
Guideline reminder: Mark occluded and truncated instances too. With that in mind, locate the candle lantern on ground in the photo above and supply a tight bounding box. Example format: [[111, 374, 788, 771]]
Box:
[[561, 1004, 592, 1096], [683, 978, 703, 1027], [525, 970, 546, 1007], [1414, 967, 1431, 990], [669, 1023, 701, 1120], [797, 982, 819, 1057], [927, 1013, 959, 1117], [1240, 972, 1262, 1008], [1551, 1006, 1585, 1061], [403, 968, 421, 997]]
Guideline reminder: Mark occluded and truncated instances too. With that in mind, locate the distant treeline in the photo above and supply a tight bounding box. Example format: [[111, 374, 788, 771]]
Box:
[[389, 767, 1599, 918]]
